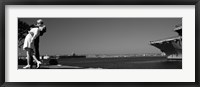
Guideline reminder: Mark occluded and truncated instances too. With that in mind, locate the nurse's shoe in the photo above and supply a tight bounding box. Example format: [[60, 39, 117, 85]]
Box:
[[23, 65, 31, 69], [36, 61, 42, 69]]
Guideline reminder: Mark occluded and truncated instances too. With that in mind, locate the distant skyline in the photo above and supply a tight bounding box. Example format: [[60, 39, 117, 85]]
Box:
[[18, 18, 182, 56]]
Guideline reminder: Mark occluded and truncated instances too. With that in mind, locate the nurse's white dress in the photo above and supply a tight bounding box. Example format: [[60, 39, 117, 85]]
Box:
[[23, 27, 40, 50]]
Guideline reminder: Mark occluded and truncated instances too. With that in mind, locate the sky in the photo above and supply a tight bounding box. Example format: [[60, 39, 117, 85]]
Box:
[[18, 18, 182, 56]]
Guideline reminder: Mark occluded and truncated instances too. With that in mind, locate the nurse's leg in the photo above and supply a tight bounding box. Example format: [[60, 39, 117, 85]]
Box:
[[23, 49, 31, 69]]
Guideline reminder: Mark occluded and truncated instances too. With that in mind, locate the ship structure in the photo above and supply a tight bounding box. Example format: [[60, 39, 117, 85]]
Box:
[[150, 25, 182, 59]]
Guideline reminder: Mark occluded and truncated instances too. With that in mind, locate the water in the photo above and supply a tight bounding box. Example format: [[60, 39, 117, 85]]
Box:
[[58, 56, 182, 69]]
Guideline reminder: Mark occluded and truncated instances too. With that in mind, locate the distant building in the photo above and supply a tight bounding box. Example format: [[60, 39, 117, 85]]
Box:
[[150, 25, 182, 59], [58, 52, 86, 59]]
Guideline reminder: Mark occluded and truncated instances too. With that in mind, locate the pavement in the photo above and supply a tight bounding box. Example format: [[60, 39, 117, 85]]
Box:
[[18, 64, 84, 69]]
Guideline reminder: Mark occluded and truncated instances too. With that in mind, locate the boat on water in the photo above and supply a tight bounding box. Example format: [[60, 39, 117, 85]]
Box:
[[150, 24, 182, 60]]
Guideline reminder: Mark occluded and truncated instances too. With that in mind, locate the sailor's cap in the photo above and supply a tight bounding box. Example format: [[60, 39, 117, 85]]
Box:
[[37, 19, 43, 24]]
